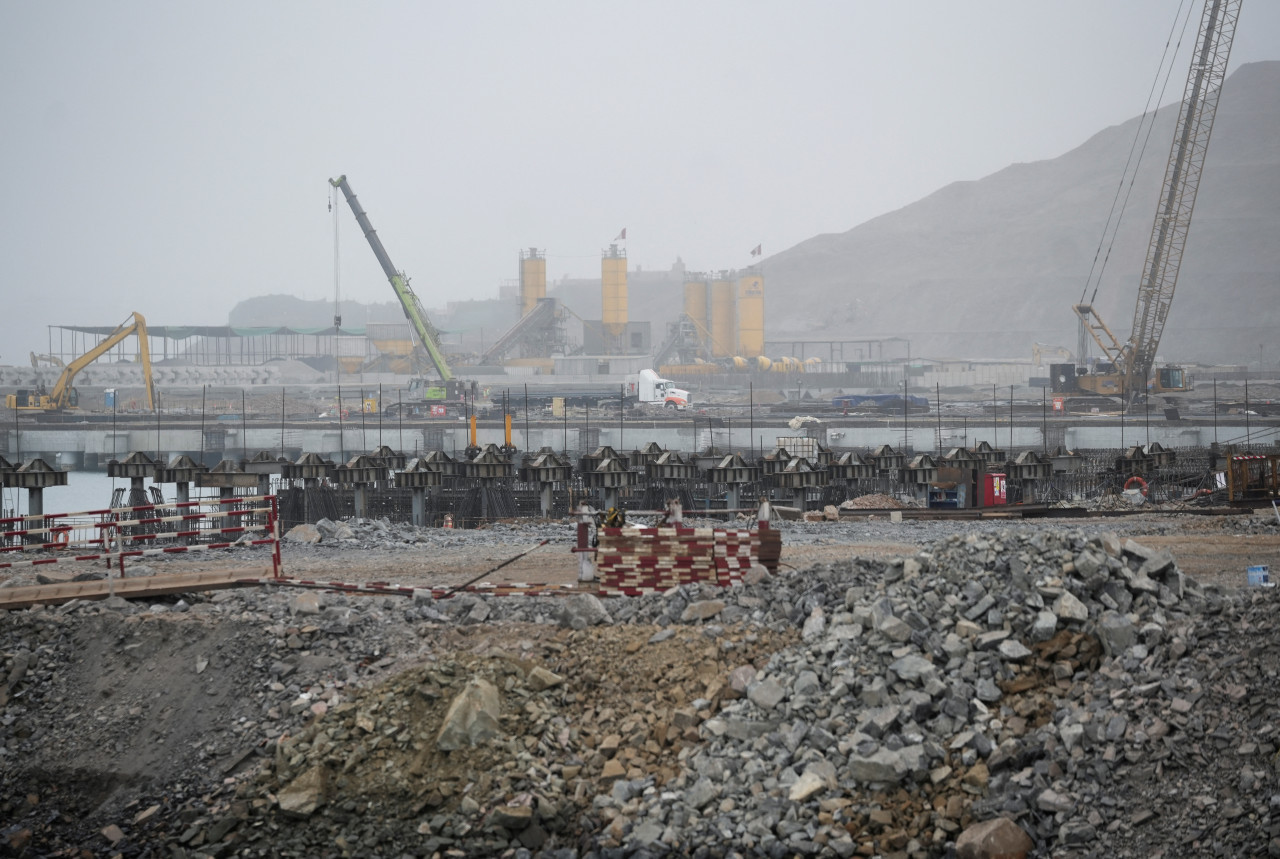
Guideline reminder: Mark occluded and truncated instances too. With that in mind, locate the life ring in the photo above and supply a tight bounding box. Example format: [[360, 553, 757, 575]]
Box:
[[1124, 476, 1148, 496], [53, 528, 71, 549], [341, 409, 350, 420]]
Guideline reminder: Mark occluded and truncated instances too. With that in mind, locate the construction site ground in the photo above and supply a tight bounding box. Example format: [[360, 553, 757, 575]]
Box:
[[8, 508, 1277, 596], [1, 507, 1278, 857]]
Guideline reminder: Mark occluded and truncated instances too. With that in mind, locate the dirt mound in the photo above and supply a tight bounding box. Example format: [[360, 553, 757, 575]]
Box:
[[840, 493, 906, 509]]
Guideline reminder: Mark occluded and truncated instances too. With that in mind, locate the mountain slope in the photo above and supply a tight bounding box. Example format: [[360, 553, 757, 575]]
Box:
[[764, 61, 1280, 365]]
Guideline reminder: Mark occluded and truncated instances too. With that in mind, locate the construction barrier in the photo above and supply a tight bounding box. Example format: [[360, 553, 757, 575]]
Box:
[[595, 526, 761, 596], [0, 495, 282, 579]]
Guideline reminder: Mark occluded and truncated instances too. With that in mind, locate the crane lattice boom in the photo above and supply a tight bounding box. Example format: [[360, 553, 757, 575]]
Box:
[[1123, 0, 1241, 398]]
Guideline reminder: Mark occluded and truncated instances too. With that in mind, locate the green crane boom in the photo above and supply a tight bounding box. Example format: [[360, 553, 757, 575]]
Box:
[[329, 175, 453, 382]]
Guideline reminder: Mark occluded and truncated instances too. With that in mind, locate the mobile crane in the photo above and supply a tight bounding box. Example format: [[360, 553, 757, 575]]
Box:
[[1068, 0, 1241, 403], [329, 175, 475, 410], [6, 311, 156, 412]]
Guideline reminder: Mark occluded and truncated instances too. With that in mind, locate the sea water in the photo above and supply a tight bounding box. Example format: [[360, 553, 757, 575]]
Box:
[[0, 471, 222, 518]]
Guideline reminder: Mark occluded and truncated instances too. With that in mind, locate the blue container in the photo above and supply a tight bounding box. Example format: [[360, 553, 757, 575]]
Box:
[[104, 388, 116, 409], [1247, 565, 1271, 587]]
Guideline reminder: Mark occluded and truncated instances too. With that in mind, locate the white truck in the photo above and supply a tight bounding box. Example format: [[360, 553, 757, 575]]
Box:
[[625, 368, 690, 409]]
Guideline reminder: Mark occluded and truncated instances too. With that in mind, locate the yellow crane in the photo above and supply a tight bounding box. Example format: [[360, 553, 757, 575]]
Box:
[[6, 312, 156, 412]]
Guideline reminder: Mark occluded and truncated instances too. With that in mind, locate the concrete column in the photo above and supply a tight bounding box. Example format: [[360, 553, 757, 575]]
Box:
[[602, 486, 619, 511], [726, 484, 740, 510], [353, 485, 368, 519], [412, 488, 425, 527], [540, 483, 553, 518], [25, 488, 44, 546], [175, 482, 191, 504]]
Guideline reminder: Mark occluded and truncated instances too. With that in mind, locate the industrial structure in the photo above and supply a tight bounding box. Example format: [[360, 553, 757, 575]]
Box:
[[477, 248, 573, 368], [1068, 0, 1240, 402]]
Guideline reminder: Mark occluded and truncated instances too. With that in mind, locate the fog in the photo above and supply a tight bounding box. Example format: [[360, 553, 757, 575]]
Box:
[[1, 1, 1276, 362]]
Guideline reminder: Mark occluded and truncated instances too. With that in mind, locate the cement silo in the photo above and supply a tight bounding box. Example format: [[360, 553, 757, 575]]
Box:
[[736, 272, 764, 357], [519, 247, 546, 317], [709, 275, 737, 358], [602, 244, 628, 351], [683, 277, 709, 349]]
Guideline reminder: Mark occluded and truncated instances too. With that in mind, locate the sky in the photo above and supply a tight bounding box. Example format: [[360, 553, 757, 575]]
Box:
[[1, 0, 1277, 362]]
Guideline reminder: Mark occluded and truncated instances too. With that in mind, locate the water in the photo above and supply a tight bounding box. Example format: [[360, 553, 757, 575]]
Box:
[[0, 472, 223, 518]]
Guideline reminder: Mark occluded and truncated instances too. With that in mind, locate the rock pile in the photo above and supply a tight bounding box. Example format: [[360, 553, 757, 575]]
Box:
[[1, 525, 1277, 858]]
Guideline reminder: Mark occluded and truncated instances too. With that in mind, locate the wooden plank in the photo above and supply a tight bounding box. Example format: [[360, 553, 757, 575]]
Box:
[[0, 567, 271, 610]]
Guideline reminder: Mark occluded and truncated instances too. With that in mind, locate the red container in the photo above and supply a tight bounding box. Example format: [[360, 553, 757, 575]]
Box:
[[982, 473, 1007, 506]]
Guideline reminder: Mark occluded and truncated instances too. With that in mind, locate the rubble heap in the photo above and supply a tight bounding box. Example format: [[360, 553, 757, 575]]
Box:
[[1, 527, 1277, 858]]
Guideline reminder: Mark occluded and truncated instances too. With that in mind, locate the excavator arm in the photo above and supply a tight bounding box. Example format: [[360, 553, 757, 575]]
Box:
[[328, 175, 453, 382], [49, 312, 155, 411]]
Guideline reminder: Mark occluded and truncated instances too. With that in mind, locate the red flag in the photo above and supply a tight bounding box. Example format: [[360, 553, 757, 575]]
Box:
[[614, 228, 627, 242], [750, 244, 762, 257]]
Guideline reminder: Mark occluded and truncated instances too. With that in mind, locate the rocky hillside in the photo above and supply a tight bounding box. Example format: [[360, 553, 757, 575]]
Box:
[[764, 61, 1280, 366]]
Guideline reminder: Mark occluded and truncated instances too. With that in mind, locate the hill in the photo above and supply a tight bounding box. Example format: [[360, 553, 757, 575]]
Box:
[[763, 61, 1280, 365]]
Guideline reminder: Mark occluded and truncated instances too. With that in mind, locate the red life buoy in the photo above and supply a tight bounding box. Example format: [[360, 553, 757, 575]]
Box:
[[1124, 475, 1148, 496], [53, 528, 71, 549], [341, 409, 350, 420]]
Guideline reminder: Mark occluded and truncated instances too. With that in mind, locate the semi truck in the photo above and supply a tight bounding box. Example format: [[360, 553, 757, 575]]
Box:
[[495, 369, 690, 412], [625, 369, 689, 409]]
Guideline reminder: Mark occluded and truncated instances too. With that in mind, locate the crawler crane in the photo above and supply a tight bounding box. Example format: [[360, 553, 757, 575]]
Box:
[[1069, 0, 1241, 403]]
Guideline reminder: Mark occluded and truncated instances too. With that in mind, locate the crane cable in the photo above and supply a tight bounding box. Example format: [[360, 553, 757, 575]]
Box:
[[1079, 0, 1199, 308], [331, 185, 343, 330]]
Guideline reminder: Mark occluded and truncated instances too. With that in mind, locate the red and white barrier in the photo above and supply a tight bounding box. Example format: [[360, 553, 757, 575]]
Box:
[[595, 526, 761, 596], [0, 495, 282, 578]]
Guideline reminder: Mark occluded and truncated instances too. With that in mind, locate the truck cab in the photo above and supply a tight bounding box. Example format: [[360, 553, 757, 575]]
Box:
[[626, 368, 690, 409], [653, 377, 690, 409]]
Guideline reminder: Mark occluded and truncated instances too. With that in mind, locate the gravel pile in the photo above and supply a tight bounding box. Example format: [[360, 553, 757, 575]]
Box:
[[1, 524, 1278, 858]]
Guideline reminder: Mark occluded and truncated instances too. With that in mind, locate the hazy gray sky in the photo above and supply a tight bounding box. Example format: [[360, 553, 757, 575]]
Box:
[[2, 1, 1276, 361]]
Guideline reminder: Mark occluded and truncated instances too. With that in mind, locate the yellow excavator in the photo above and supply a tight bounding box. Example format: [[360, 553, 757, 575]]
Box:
[[6, 312, 156, 412]]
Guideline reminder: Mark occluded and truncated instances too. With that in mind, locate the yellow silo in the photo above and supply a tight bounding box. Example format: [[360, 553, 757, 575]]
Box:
[[519, 248, 546, 317], [683, 278, 709, 346], [736, 273, 764, 357], [602, 244, 628, 346], [709, 276, 737, 358]]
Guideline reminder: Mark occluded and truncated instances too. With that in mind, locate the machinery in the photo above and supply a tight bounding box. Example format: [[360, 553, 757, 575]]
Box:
[[329, 175, 476, 408], [624, 369, 690, 409], [1070, 0, 1241, 403], [1031, 343, 1072, 369], [502, 368, 689, 411], [6, 312, 156, 412]]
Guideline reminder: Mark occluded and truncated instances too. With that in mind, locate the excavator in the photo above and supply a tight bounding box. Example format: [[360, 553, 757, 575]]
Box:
[[6, 311, 156, 412], [1065, 0, 1240, 404], [329, 175, 476, 411]]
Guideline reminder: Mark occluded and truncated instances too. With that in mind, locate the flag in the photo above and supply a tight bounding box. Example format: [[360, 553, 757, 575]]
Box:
[[750, 244, 762, 257], [614, 228, 627, 242]]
